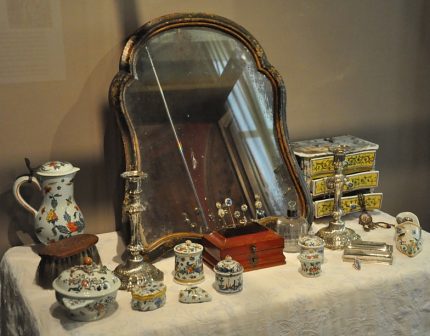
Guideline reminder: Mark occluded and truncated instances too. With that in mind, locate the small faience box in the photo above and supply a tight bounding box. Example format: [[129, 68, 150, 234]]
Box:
[[131, 282, 166, 311], [52, 257, 120, 322], [298, 235, 325, 262], [298, 251, 323, 277], [174, 240, 204, 284], [179, 286, 212, 304], [395, 221, 423, 257], [214, 255, 243, 294]]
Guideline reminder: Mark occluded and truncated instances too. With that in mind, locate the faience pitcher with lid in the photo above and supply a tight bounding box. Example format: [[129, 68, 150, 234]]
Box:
[[13, 161, 85, 244]]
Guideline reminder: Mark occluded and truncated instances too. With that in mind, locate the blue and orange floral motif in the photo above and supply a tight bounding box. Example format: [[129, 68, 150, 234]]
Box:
[[131, 282, 166, 311], [174, 241, 204, 283]]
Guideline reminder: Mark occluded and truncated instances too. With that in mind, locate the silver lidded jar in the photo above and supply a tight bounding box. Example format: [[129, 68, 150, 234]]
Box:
[[214, 255, 243, 294], [276, 201, 308, 253]]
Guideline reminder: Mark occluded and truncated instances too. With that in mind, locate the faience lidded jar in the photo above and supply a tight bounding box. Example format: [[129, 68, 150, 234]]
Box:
[[395, 221, 423, 257], [298, 235, 325, 262], [174, 240, 204, 284], [131, 282, 166, 311], [298, 251, 323, 278], [52, 257, 120, 322], [13, 161, 85, 244], [214, 255, 243, 294]]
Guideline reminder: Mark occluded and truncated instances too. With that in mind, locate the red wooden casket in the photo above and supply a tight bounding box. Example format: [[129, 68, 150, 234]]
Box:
[[203, 222, 285, 271]]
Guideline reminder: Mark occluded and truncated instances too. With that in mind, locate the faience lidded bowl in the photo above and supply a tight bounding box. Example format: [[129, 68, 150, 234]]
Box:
[[214, 255, 243, 293], [52, 257, 120, 321], [173, 240, 204, 284], [131, 282, 166, 311]]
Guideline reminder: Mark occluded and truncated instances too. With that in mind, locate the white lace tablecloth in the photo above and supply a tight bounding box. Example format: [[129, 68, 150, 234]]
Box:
[[1, 211, 430, 336]]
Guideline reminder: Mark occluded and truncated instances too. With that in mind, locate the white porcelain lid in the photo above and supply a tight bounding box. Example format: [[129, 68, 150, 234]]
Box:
[[214, 255, 243, 275], [37, 161, 79, 176], [52, 257, 120, 298], [298, 235, 325, 248], [174, 240, 203, 255], [291, 135, 379, 158]]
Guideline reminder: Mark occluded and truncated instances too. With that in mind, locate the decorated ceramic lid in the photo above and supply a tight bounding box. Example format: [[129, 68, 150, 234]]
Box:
[[174, 240, 203, 255], [298, 235, 325, 248], [396, 211, 420, 227], [214, 255, 243, 275], [131, 282, 166, 301], [52, 257, 120, 298], [298, 251, 322, 262], [37, 161, 80, 176]]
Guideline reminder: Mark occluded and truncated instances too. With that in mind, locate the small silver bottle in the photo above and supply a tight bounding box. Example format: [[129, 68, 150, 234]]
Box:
[[276, 201, 308, 253]]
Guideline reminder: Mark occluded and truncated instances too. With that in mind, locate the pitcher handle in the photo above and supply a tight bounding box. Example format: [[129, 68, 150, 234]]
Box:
[[13, 175, 41, 217]]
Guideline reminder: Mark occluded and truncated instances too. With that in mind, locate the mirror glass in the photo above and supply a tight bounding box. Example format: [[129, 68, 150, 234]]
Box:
[[120, 26, 300, 246]]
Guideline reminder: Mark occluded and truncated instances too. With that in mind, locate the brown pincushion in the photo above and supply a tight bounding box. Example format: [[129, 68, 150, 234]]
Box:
[[34, 234, 101, 289]]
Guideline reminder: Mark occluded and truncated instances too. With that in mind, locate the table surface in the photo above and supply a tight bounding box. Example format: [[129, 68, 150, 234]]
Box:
[[1, 211, 430, 336]]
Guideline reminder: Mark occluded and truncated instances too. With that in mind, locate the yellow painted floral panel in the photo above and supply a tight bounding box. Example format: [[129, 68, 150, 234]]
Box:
[[309, 151, 376, 180], [312, 171, 379, 197], [314, 193, 383, 218]]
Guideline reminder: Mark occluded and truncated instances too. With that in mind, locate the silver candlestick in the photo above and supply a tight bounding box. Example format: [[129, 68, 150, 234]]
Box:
[[114, 170, 163, 290], [316, 146, 360, 249]]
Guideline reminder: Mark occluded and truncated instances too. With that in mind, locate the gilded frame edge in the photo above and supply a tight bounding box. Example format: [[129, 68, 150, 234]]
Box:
[[108, 13, 314, 260]]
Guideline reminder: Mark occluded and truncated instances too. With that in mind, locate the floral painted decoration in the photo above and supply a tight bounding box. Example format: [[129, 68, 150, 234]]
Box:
[[174, 240, 204, 283]]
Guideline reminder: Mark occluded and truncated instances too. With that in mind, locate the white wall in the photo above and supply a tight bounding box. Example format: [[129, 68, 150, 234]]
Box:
[[1, 0, 429, 257]]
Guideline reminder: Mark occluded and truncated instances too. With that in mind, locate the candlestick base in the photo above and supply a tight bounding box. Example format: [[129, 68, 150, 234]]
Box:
[[114, 254, 163, 290], [316, 220, 360, 250]]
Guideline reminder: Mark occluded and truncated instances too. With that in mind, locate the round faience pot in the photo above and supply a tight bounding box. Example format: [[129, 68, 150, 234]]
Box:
[[13, 161, 85, 244], [213, 255, 243, 294], [298, 235, 325, 262], [173, 240, 204, 284], [131, 282, 166, 311], [395, 221, 423, 257], [298, 251, 323, 278], [52, 257, 120, 322]]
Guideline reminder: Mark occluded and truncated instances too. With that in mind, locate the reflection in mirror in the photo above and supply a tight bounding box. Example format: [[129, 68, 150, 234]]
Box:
[[110, 15, 312, 255]]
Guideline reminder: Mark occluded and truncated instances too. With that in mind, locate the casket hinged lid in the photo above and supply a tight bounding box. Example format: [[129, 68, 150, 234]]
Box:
[[203, 222, 285, 271]]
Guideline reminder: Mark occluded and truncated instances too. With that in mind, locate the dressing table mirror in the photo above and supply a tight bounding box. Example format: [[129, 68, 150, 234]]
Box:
[[109, 13, 313, 260]]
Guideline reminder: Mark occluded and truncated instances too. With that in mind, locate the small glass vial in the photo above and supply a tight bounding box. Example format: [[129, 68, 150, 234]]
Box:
[[276, 201, 308, 253]]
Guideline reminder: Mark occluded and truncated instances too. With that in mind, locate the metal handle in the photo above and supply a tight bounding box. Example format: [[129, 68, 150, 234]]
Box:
[[12, 175, 41, 217]]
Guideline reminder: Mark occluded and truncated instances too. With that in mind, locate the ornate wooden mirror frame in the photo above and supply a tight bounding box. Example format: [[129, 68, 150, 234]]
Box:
[[109, 13, 313, 260]]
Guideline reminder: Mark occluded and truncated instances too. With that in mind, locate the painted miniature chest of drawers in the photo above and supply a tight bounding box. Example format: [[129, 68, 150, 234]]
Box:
[[203, 222, 285, 271], [291, 135, 383, 218]]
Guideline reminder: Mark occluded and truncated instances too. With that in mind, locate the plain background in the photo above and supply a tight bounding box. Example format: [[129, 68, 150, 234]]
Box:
[[1, 0, 429, 258]]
